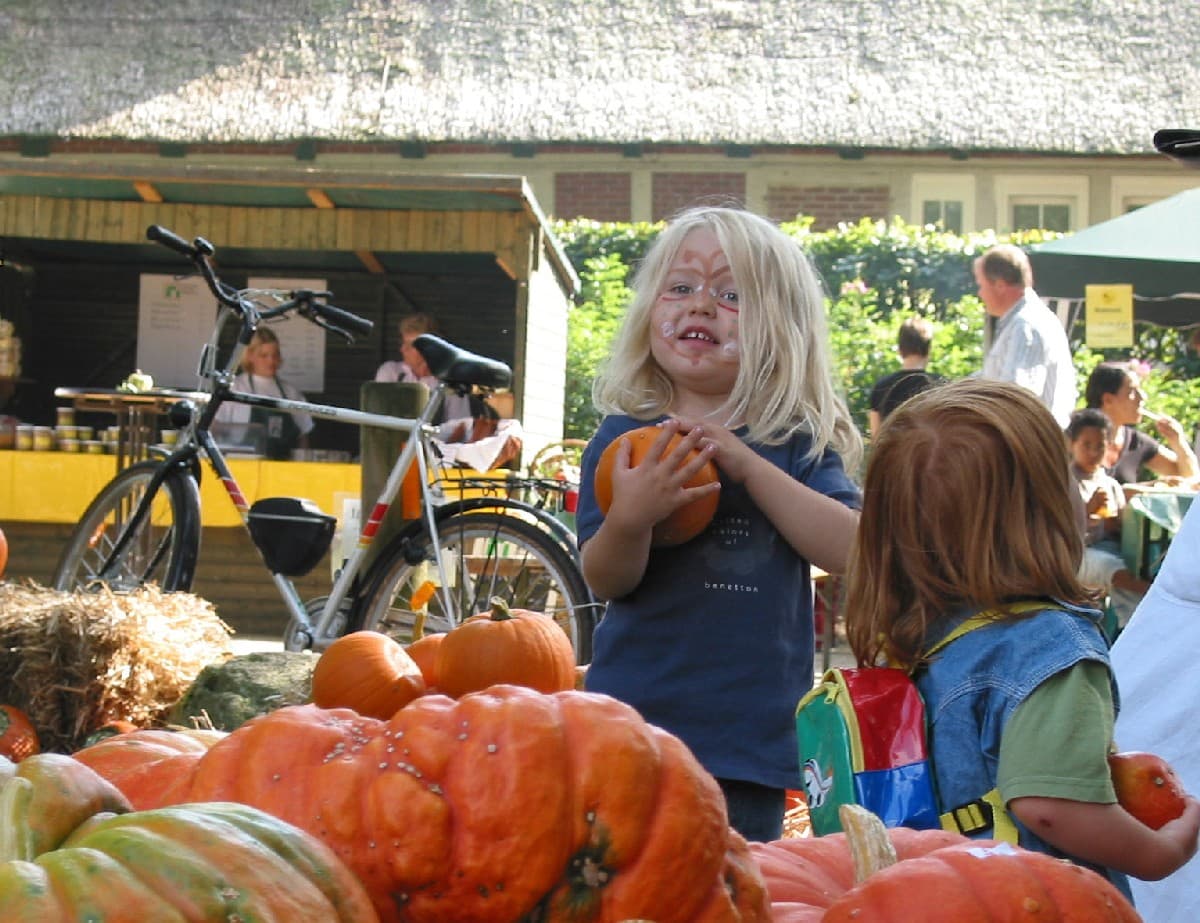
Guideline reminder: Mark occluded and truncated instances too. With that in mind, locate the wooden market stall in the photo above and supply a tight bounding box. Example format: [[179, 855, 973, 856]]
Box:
[[0, 159, 579, 632]]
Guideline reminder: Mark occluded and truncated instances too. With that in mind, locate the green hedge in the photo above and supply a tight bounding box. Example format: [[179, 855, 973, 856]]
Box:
[[553, 217, 1200, 448]]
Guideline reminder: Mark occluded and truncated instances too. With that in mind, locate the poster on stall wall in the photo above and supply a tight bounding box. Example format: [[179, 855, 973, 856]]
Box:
[[246, 277, 328, 393], [1085, 284, 1134, 349], [136, 274, 216, 389]]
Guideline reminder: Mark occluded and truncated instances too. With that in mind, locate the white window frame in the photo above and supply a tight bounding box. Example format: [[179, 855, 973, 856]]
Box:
[[911, 174, 975, 233], [993, 174, 1088, 232], [1110, 176, 1197, 215]]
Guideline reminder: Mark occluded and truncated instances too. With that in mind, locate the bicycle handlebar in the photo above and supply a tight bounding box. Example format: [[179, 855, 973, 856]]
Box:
[[300, 292, 374, 339], [145, 225, 373, 342]]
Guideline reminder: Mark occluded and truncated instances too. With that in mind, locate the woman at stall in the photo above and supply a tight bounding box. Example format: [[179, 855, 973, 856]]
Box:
[[215, 328, 313, 460], [1085, 360, 1198, 486]]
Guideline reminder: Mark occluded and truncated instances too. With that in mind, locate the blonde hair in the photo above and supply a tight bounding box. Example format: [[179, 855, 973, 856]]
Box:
[[592, 206, 862, 468], [845, 378, 1093, 670], [239, 327, 281, 373]]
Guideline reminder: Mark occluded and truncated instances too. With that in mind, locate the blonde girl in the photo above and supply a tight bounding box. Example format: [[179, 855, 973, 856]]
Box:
[[576, 205, 862, 842]]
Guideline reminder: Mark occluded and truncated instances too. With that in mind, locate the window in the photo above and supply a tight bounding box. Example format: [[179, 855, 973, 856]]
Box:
[[922, 199, 963, 233], [1012, 202, 1070, 232], [993, 175, 1088, 232], [1110, 176, 1196, 217], [911, 174, 975, 232]]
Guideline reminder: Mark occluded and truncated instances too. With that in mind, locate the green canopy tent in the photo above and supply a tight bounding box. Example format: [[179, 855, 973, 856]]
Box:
[[1028, 187, 1200, 329]]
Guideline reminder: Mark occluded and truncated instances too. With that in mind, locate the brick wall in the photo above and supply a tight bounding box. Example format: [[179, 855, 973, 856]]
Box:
[[765, 185, 891, 229], [554, 172, 632, 220], [651, 173, 747, 220]]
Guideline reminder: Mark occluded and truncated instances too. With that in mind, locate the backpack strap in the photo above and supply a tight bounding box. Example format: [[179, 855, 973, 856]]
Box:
[[928, 600, 1064, 844], [940, 788, 1021, 843]]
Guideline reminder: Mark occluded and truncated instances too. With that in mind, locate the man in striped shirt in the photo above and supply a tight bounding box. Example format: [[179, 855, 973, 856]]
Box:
[[974, 244, 1077, 428]]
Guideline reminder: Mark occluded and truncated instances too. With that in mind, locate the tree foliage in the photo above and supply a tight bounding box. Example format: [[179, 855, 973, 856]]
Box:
[[553, 217, 1200, 448]]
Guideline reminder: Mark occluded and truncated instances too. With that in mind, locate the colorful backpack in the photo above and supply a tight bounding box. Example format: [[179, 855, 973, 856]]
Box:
[[796, 611, 1027, 841]]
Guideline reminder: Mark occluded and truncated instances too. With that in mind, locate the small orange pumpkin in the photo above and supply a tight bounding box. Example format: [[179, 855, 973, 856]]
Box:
[[405, 631, 444, 689], [435, 598, 576, 697], [0, 705, 39, 762], [0, 525, 7, 578], [311, 630, 426, 719], [593, 424, 719, 546], [1109, 750, 1189, 830]]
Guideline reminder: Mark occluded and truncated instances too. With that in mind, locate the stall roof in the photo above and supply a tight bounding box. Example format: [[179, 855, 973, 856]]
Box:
[[0, 158, 579, 289]]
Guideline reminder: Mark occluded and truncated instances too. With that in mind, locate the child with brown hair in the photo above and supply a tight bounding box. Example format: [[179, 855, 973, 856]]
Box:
[[1066, 407, 1151, 626], [845, 378, 1199, 899]]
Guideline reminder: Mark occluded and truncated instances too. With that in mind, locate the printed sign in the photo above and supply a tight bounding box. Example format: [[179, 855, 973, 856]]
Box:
[[1085, 284, 1134, 348], [136, 274, 216, 388]]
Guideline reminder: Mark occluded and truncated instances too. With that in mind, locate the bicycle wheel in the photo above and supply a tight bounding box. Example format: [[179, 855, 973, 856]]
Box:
[[53, 460, 201, 593], [354, 510, 598, 663]]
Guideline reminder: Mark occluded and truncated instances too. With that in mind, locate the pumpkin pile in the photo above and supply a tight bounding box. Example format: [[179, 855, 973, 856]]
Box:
[[751, 804, 1141, 922], [0, 752, 378, 921], [312, 598, 578, 716], [72, 685, 770, 922]]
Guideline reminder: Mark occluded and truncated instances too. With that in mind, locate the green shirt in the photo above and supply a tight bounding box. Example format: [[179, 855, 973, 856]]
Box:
[[998, 660, 1117, 805]]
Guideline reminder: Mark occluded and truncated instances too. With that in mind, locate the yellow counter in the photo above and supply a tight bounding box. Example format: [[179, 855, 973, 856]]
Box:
[[0, 451, 361, 527]]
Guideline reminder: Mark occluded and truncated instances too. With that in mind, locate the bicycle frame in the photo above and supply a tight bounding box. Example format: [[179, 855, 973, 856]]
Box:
[[86, 226, 589, 652]]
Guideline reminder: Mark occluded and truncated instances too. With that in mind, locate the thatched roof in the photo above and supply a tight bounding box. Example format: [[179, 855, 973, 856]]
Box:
[[2, 0, 1197, 155]]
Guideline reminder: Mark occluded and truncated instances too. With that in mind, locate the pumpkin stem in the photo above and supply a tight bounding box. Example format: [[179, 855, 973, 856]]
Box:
[[839, 804, 898, 883], [489, 597, 513, 621]]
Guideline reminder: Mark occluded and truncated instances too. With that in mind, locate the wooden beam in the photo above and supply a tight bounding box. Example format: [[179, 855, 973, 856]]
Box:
[[133, 181, 163, 203], [356, 250, 385, 274], [0, 196, 534, 261], [306, 188, 335, 209]]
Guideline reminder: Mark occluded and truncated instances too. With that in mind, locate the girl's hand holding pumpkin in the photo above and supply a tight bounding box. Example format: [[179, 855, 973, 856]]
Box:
[[677, 418, 758, 483], [603, 420, 719, 539]]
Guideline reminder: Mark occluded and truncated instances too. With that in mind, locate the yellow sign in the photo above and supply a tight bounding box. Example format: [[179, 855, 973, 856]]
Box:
[[1085, 284, 1134, 348]]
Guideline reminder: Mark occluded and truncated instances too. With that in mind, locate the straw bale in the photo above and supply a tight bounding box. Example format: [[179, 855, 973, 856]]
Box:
[[0, 581, 233, 752]]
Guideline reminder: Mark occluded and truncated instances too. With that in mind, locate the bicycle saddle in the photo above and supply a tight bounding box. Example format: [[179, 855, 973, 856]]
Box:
[[414, 334, 513, 390]]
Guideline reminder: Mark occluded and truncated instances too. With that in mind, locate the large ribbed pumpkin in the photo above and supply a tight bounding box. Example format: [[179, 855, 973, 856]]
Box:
[[435, 598, 576, 697], [82, 687, 771, 923], [751, 806, 1140, 923], [311, 630, 426, 718], [0, 753, 378, 922]]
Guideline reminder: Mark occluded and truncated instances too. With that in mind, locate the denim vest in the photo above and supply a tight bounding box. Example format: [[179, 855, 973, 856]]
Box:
[[916, 601, 1131, 900]]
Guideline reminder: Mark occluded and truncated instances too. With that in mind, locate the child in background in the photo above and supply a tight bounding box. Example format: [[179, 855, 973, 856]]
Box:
[[846, 379, 1199, 898], [1067, 408, 1151, 626], [575, 205, 863, 842]]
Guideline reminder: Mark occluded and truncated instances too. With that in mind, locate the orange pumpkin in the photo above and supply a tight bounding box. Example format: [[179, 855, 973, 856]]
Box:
[[0, 705, 39, 762], [73, 727, 223, 810], [1109, 750, 1189, 830], [593, 424, 720, 546], [311, 630, 426, 719], [435, 598, 576, 697], [0, 525, 7, 578], [81, 688, 771, 923], [751, 805, 1139, 922], [405, 631, 444, 688]]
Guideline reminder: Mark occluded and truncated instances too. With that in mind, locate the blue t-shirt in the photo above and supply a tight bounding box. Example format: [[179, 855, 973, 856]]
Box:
[[577, 414, 861, 790]]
